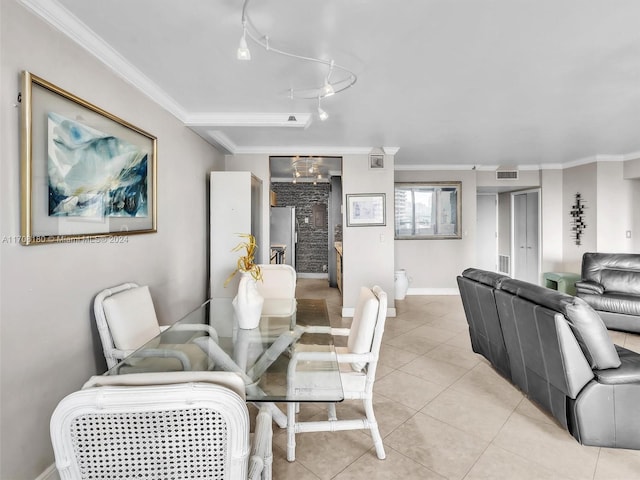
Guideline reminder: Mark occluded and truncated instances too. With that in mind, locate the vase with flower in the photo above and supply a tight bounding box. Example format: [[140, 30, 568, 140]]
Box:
[[225, 233, 264, 329]]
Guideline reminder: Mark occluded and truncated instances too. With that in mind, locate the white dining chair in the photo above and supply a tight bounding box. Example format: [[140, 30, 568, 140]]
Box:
[[50, 371, 273, 480], [256, 264, 297, 320], [93, 283, 213, 370], [285, 285, 388, 461]]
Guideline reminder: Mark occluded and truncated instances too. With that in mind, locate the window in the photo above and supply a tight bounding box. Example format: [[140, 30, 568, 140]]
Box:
[[395, 182, 461, 239]]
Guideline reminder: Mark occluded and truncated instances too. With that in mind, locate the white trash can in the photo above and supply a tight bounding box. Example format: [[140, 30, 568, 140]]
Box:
[[394, 270, 409, 300]]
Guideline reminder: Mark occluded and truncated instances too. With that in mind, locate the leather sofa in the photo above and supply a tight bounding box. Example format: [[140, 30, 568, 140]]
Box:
[[458, 267, 640, 450], [576, 252, 640, 333]]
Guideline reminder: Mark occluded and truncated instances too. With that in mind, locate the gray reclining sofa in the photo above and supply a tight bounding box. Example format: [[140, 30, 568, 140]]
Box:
[[458, 267, 640, 449], [576, 252, 640, 333]]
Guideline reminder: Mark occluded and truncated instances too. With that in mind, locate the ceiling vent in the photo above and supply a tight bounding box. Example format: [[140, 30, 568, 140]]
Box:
[[496, 169, 519, 180]]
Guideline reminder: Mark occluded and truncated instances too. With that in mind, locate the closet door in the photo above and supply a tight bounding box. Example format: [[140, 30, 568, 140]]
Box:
[[513, 191, 540, 284]]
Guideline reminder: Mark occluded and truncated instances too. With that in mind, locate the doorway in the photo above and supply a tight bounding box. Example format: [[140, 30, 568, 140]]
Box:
[[512, 189, 540, 284], [476, 194, 498, 271], [268, 156, 343, 283]]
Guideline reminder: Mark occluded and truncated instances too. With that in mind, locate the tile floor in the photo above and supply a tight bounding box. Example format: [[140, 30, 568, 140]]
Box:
[[264, 278, 640, 480]]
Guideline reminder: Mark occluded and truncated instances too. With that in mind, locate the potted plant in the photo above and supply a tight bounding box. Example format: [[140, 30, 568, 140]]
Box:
[[226, 234, 264, 329], [225, 233, 263, 284]]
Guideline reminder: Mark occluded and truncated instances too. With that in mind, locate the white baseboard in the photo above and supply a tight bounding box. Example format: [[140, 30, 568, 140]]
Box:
[[406, 287, 460, 296], [35, 464, 58, 480], [297, 272, 329, 279]]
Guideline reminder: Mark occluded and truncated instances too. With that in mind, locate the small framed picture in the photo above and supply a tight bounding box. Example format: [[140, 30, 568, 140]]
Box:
[[369, 154, 384, 169], [346, 193, 386, 227]]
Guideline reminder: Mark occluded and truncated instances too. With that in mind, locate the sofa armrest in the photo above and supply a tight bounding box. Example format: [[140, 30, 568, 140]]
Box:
[[594, 346, 640, 385], [575, 280, 604, 295]]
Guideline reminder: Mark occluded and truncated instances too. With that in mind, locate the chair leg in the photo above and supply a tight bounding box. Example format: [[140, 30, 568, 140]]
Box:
[[364, 397, 386, 459], [327, 402, 337, 421], [287, 402, 297, 462]]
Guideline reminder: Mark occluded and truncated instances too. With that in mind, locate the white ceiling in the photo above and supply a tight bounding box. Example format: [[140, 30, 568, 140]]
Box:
[[25, 0, 640, 171]]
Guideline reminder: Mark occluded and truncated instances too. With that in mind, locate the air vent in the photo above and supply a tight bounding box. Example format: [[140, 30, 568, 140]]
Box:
[[496, 170, 519, 180], [498, 255, 510, 274]]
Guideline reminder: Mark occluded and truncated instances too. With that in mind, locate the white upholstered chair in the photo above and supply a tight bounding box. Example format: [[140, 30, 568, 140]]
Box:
[[256, 264, 297, 319], [93, 283, 212, 370], [286, 285, 388, 461], [50, 371, 273, 480]]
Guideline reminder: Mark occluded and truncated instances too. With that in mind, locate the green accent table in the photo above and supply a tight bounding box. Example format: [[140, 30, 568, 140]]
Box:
[[543, 272, 581, 296]]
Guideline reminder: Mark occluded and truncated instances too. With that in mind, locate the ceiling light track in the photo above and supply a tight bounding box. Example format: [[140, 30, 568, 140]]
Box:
[[238, 0, 357, 118]]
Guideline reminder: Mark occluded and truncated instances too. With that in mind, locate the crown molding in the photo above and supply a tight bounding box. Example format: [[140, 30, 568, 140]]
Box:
[[184, 112, 312, 128], [19, 0, 189, 121]]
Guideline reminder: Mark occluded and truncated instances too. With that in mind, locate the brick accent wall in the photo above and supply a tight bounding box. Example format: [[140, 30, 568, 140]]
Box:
[[272, 183, 329, 273]]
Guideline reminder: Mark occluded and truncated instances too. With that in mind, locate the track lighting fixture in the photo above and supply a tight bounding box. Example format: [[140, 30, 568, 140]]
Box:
[[237, 21, 251, 60], [238, 0, 356, 116], [317, 97, 329, 121]]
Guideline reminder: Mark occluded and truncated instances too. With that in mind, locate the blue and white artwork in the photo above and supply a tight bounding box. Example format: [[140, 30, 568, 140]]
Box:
[[48, 112, 149, 218]]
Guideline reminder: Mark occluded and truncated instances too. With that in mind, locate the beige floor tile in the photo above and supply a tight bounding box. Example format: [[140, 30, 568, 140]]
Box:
[[374, 369, 446, 411], [378, 343, 420, 369], [407, 324, 461, 343], [334, 445, 446, 479], [492, 412, 599, 480], [385, 412, 489, 479], [421, 388, 516, 441], [513, 397, 558, 426], [384, 330, 442, 355], [608, 329, 627, 346], [424, 343, 481, 370], [368, 393, 418, 438], [400, 355, 469, 387], [273, 427, 373, 479], [424, 313, 469, 333], [271, 443, 322, 480], [464, 444, 560, 480], [448, 362, 523, 407], [594, 447, 640, 480], [445, 331, 473, 350]]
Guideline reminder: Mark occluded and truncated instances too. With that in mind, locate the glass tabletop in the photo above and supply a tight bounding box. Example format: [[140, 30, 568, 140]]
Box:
[[106, 297, 344, 403]]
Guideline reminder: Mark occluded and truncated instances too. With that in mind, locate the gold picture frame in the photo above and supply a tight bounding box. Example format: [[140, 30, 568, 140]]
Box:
[[20, 71, 157, 245]]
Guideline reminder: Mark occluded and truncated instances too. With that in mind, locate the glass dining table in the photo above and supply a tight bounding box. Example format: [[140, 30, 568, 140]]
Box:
[[106, 297, 344, 427]]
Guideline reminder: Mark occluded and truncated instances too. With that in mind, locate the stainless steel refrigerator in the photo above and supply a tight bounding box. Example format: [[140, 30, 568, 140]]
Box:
[[270, 206, 297, 269]]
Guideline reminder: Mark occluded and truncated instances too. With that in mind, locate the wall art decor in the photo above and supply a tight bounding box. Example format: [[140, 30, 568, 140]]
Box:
[[570, 192, 586, 245], [346, 193, 386, 227], [20, 71, 157, 245]]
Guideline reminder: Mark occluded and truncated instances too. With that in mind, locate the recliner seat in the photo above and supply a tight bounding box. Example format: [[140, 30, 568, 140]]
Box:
[[576, 252, 640, 333]]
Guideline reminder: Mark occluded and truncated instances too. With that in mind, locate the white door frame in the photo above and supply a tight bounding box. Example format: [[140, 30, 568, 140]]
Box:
[[510, 188, 541, 283], [476, 193, 498, 271]]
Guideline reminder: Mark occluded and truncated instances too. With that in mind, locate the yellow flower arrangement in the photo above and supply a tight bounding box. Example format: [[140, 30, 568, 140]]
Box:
[[224, 233, 263, 285]]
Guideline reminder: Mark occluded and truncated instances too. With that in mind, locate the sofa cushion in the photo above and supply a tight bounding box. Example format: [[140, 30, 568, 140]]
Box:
[[600, 269, 640, 295], [347, 287, 379, 372], [462, 268, 509, 289], [500, 279, 620, 370], [563, 299, 620, 370], [578, 292, 640, 316]]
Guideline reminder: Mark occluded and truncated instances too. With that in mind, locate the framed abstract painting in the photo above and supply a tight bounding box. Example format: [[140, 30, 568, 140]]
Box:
[[19, 71, 157, 245]]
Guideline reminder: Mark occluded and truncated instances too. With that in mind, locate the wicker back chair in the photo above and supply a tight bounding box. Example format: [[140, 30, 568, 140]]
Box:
[[50, 371, 272, 480]]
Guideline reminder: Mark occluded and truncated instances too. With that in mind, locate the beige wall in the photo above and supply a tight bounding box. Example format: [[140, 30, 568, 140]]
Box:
[[0, 2, 224, 478], [540, 169, 564, 274], [342, 153, 396, 312], [596, 161, 635, 253], [394, 170, 476, 292], [563, 162, 597, 272]]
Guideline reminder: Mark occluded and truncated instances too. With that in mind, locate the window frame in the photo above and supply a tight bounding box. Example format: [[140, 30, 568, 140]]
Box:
[[394, 181, 462, 240]]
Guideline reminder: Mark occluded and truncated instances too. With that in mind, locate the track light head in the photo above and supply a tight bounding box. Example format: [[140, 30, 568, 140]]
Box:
[[237, 24, 251, 60]]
